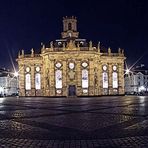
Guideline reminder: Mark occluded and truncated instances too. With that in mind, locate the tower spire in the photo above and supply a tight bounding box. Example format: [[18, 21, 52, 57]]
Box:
[[61, 16, 79, 39]]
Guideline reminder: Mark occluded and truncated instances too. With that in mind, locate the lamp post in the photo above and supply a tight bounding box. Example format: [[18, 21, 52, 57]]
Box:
[[125, 68, 135, 94]]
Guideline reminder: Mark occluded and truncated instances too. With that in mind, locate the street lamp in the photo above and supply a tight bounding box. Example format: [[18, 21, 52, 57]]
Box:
[[14, 71, 19, 77], [125, 68, 130, 74], [138, 86, 146, 93]]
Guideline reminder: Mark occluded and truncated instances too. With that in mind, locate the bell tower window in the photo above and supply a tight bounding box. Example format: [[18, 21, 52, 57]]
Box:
[[68, 23, 72, 30], [62, 16, 79, 38]]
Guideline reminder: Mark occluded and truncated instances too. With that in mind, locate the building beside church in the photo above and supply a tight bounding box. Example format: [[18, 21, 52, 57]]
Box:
[[125, 64, 148, 95], [16, 16, 125, 97], [0, 68, 18, 96]]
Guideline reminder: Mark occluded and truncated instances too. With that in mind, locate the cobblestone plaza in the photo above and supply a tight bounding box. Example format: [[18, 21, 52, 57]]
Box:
[[0, 96, 148, 147]]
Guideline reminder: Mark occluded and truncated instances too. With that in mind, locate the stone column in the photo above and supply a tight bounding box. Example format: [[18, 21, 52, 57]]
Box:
[[99, 63, 103, 95], [108, 64, 113, 95], [49, 60, 55, 96], [76, 60, 81, 96], [44, 56, 50, 96], [93, 59, 99, 96], [118, 62, 125, 95], [31, 64, 35, 96], [97, 61, 101, 96], [42, 60, 46, 96], [38, 64, 43, 96], [62, 60, 67, 96], [89, 59, 95, 96]]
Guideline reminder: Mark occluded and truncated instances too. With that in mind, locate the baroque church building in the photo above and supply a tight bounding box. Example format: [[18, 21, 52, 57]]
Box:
[[16, 16, 125, 97]]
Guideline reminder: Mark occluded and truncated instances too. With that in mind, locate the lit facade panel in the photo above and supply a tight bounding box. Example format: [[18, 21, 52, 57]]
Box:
[[82, 69, 88, 88], [16, 16, 125, 97], [112, 72, 118, 88], [55, 70, 62, 89], [25, 74, 31, 90], [103, 72, 108, 89], [35, 73, 41, 90]]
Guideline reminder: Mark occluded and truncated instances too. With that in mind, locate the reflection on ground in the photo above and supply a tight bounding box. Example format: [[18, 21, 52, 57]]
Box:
[[0, 96, 148, 147]]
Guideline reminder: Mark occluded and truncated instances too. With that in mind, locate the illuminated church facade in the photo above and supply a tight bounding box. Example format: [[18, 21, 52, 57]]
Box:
[[16, 16, 125, 97]]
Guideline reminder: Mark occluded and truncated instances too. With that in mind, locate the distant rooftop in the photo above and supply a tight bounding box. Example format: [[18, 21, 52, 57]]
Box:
[[132, 64, 148, 75]]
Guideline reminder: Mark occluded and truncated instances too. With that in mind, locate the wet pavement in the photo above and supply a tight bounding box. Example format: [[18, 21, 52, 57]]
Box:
[[0, 96, 148, 147]]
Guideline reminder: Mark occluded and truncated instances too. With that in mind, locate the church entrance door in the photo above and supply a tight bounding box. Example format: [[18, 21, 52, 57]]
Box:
[[68, 85, 76, 96]]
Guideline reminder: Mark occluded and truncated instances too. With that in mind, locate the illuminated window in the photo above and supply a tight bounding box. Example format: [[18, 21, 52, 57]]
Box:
[[113, 65, 117, 71], [102, 65, 107, 71], [112, 72, 118, 88], [35, 73, 41, 90], [25, 74, 31, 90], [36, 66, 40, 72], [69, 63, 75, 69], [55, 70, 62, 89], [103, 72, 108, 88], [83, 89, 88, 93], [56, 89, 62, 94], [55, 62, 62, 68], [26, 67, 30, 72], [82, 69, 88, 88], [103, 65, 107, 71], [82, 62, 88, 68]]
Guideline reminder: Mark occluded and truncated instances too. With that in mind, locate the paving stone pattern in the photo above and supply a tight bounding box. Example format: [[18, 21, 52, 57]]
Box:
[[0, 96, 148, 147]]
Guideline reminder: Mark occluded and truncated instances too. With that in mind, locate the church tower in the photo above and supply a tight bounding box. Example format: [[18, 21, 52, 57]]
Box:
[[61, 16, 79, 39]]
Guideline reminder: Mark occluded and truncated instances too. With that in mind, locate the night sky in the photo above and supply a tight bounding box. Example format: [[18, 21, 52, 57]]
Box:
[[0, 0, 148, 70]]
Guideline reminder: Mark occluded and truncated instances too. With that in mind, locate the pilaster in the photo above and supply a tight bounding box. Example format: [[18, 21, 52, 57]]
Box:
[[89, 60, 95, 95], [76, 60, 81, 96], [31, 64, 35, 96], [108, 64, 113, 95], [62, 60, 67, 96], [118, 62, 125, 94], [49, 60, 55, 96]]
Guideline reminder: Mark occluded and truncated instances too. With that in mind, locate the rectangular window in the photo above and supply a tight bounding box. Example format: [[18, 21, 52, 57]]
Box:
[[55, 70, 62, 89], [103, 72, 108, 88], [112, 72, 118, 88], [82, 69, 88, 88], [25, 74, 31, 90], [35, 73, 41, 90]]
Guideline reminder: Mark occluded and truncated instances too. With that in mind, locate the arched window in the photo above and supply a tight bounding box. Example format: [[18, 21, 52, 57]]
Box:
[[35, 73, 41, 90], [82, 69, 88, 88], [55, 70, 62, 89], [68, 23, 72, 30], [103, 72, 108, 88], [25, 74, 31, 90], [112, 72, 118, 88]]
